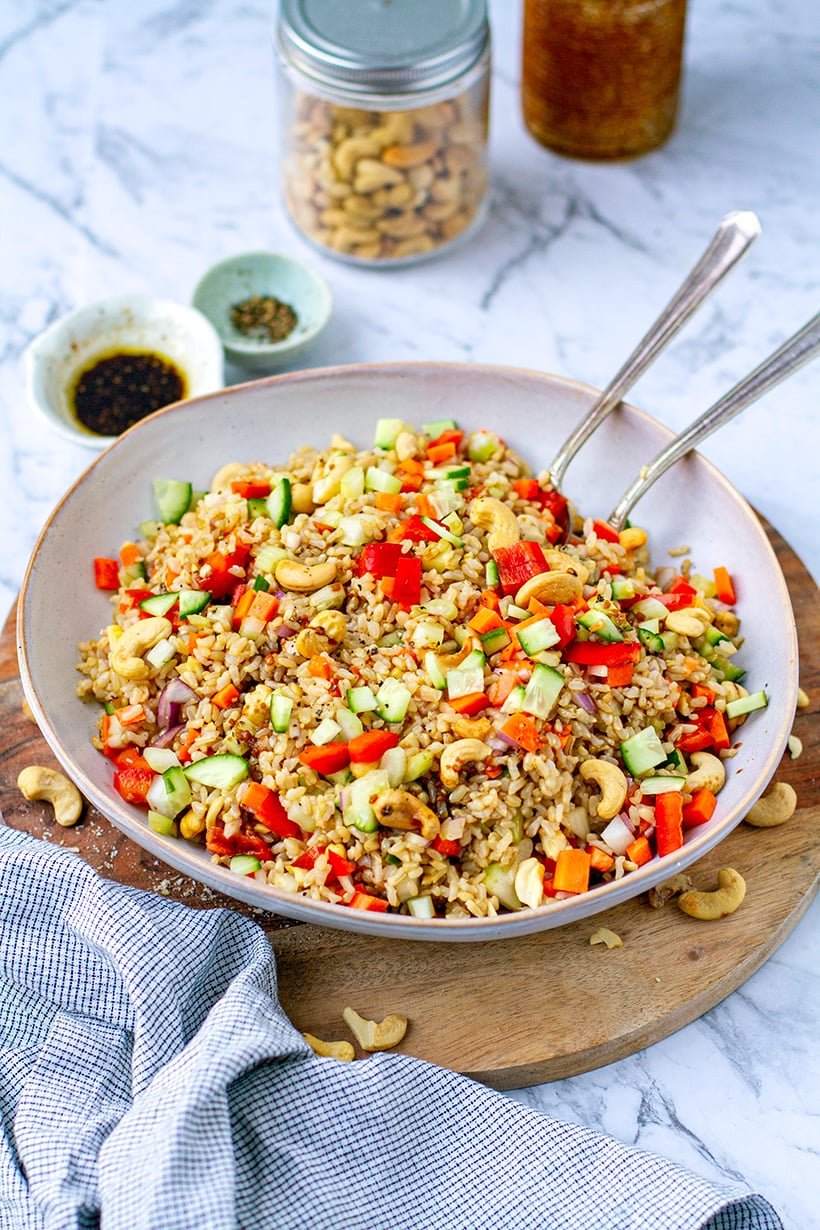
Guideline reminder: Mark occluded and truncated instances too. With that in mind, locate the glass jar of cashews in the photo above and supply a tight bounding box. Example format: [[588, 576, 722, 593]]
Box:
[[276, 0, 491, 265]]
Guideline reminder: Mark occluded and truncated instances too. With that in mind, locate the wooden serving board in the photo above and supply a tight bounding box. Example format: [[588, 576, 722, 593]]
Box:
[[1, 519, 817, 1090]]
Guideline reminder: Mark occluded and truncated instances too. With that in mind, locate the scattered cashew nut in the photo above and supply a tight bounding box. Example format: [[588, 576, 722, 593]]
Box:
[[589, 927, 623, 948], [17, 765, 83, 827], [371, 789, 440, 841], [618, 527, 647, 551], [343, 1006, 408, 1052], [579, 758, 628, 821], [714, 610, 740, 637], [302, 1033, 355, 1062], [295, 609, 347, 658], [469, 497, 520, 552], [290, 482, 316, 514], [678, 868, 746, 920], [744, 781, 797, 828], [275, 559, 338, 593], [685, 751, 726, 795], [210, 461, 247, 492], [515, 570, 583, 608], [453, 715, 492, 740], [543, 550, 590, 584], [439, 739, 492, 790], [796, 686, 809, 710], [110, 616, 173, 681], [434, 635, 479, 672], [514, 857, 545, 909], [22, 698, 37, 725], [665, 607, 711, 637]]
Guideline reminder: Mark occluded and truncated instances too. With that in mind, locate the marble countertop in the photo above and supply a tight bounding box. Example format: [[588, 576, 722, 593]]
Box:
[[1, 1, 817, 1225]]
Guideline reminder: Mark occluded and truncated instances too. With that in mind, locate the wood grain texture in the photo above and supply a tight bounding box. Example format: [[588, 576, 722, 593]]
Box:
[[1, 518, 816, 1089]]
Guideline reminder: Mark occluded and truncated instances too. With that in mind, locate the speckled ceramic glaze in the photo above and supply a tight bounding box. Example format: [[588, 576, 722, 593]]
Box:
[[17, 364, 798, 940], [192, 251, 332, 370]]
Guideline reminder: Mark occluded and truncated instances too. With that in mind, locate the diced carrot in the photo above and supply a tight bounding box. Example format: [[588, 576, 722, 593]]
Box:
[[177, 727, 201, 764], [497, 641, 524, 666], [682, 787, 718, 829], [691, 684, 716, 703], [512, 478, 541, 501], [375, 491, 403, 514], [427, 440, 457, 463], [707, 709, 731, 750], [380, 577, 396, 597], [713, 566, 736, 605], [399, 473, 424, 493], [248, 591, 279, 622], [242, 782, 272, 815], [484, 763, 502, 779], [348, 890, 389, 912], [114, 703, 145, 727], [231, 480, 271, 499], [348, 729, 400, 763], [165, 565, 180, 588], [487, 671, 518, 707], [187, 632, 198, 654], [415, 493, 437, 519], [213, 683, 240, 710], [430, 429, 463, 449], [299, 743, 350, 775], [468, 607, 504, 635], [527, 597, 552, 616], [308, 654, 333, 679], [588, 846, 615, 874], [119, 542, 142, 567], [232, 590, 255, 628], [553, 848, 591, 894], [625, 836, 653, 866], [449, 692, 490, 716], [607, 663, 634, 687], [479, 588, 501, 611], [397, 457, 425, 475], [500, 712, 542, 753]]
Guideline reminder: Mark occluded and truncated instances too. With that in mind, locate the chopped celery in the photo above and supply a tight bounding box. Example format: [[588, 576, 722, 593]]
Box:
[[521, 664, 564, 718], [347, 685, 379, 713], [374, 418, 408, 449], [365, 466, 402, 495], [229, 855, 261, 875], [404, 749, 434, 782], [726, 690, 768, 719], [340, 466, 365, 500]]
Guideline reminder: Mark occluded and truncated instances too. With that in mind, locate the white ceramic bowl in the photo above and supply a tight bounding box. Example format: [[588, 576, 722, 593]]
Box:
[[23, 293, 224, 450], [18, 364, 797, 940]]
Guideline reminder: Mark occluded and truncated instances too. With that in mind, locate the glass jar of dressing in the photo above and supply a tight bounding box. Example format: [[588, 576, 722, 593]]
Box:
[[275, 0, 491, 265]]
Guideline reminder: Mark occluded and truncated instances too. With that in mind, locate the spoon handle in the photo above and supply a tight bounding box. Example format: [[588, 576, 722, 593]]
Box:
[[545, 210, 762, 491], [608, 310, 820, 529]]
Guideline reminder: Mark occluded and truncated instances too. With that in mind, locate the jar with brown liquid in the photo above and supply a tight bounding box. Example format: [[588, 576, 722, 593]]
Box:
[[522, 0, 687, 159]]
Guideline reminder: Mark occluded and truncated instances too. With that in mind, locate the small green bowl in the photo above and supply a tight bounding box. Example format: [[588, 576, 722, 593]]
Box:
[[192, 251, 332, 371]]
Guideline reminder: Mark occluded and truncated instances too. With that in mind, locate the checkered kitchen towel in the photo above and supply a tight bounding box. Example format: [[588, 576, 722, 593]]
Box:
[[0, 827, 782, 1230]]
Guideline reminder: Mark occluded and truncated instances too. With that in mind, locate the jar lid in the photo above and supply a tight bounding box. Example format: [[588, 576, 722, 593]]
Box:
[[277, 0, 489, 97]]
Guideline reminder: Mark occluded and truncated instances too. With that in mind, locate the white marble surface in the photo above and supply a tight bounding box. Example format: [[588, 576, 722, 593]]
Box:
[[1, 0, 818, 1225]]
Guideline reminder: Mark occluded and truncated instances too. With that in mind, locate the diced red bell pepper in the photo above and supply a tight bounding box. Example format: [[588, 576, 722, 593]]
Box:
[[431, 835, 460, 858], [298, 743, 351, 775], [493, 542, 548, 596], [94, 557, 120, 590], [348, 890, 390, 912], [448, 692, 490, 716], [429, 429, 463, 450], [397, 514, 441, 543], [200, 544, 251, 599], [654, 792, 684, 858], [392, 554, 422, 607], [242, 781, 302, 839], [120, 587, 154, 613], [657, 591, 697, 612], [538, 487, 569, 524], [669, 576, 698, 595], [682, 788, 718, 829], [593, 520, 620, 544], [675, 728, 713, 754], [706, 708, 731, 751], [207, 826, 272, 862], [231, 480, 271, 499], [564, 641, 640, 667], [292, 846, 356, 878], [607, 663, 634, 687], [358, 541, 403, 578], [549, 603, 577, 650], [347, 729, 400, 764], [113, 756, 154, 805]]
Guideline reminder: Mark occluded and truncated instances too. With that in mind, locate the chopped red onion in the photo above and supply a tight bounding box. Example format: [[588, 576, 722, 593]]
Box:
[[575, 691, 596, 714], [152, 724, 185, 749], [488, 731, 518, 752], [272, 623, 298, 639], [157, 678, 198, 731]]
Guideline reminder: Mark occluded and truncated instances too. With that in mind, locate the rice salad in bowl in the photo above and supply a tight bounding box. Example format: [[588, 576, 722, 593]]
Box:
[[76, 416, 768, 921]]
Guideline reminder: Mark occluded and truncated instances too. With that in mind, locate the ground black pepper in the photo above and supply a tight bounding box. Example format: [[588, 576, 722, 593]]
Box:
[[230, 294, 298, 343], [71, 350, 186, 436]]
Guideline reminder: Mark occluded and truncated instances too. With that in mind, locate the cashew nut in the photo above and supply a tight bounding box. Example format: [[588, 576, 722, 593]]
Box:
[[515, 570, 583, 608], [342, 1006, 408, 1052], [291, 482, 315, 514], [678, 868, 746, 920], [353, 158, 405, 194], [665, 607, 711, 637], [302, 1033, 355, 1062], [589, 927, 623, 948], [469, 497, 520, 552], [274, 559, 338, 593], [618, 527, 648, 551], [333, 135, 381, 180], [294, 608, 347, 658], [579, 758, 628, 821], [744, 781, 797, 828], [382, 140, 439, 169], [22, 698, 37, 725], [684, 751, 726, 795], [453, 716, 492, 740], [312, 453, 354, 504], [434, 635, 479, 672], [647, 872, 694, 909], [714, 610, 740, 637], [543, 550, 590, 584], [394, 430, 418, 462], [439, 739, 492, 790], [796, 686, 809, 710], [371, 789, 439, 841], [17, 765, 83, 827], [514, 857, 545, 909], [110, 616, 173, 681], [210, 461, 247, 492]]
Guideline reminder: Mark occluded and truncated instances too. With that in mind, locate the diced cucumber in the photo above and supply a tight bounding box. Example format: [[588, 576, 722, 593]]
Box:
[[335, 706, 364, 742], [255, 545, 288, 574], [501, 684, 526, 714], [139, 592, 178, 617], [638, 618, 661, 633], [247, 497, 268, 520], [663, 748, 688, 776], [103, 701, 116, 715], [411, 620, 445, 649], [480, 627, 510, 655], [365, 467, 402, 495], [148, 810, 177, 836], [611, 579, 636, 601], [483, 863, 521, 911], [620, 727, 667, 777], [230, 855, 261, 875], [189, 490, 207, 511], [638, 775, 686, 795], [467, 430, 499, 462], [374, 418, 408, 449], [183, 753, 249, 789], [522, 664, 564, 719], [139, 519, 163, 540], [703, 625, 729, 647], [424, 651, 447, 690], [404, 749, 434, 782], [376, 678, 412, 723], [446, 666, 485, 700], [712, 658, 746, 683], [143, 747, 180, 773], [340, 465, 365, 500], [420, 515, 464, 547], [517, 618, 560, 658], [347, 685, 378, 713], [638, 626, 665, 654], [632, 597, 669, 621], [338, 516, 369, 548], [380, 746, 406, 788], [377, 630, 403, 648], [577, 608, 624, 643], [252, 576, 270, 592], [659, 631, 679, 652], [435, 475, 470, 493], [271, 691, 293, 733], [406, 895, 436, 919], [462, 649, 486, 670], [443, 465, 471, 480], [153, 478, 192, 525], [177, 589, 210, 617], [507, 604, 531, 621], [122, 560, 147, 585], [423, 418, 458, 437], [485, 560, 500, 589], [145, 638, 176, 670], [266, 477, 292, 529], [162, 765, 192, 815], [726, 690, 768, 719], [310, 717, 341, 746]]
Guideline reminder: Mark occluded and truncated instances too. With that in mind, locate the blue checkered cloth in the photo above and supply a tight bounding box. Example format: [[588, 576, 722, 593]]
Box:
[[0, 827, 782, 1230]]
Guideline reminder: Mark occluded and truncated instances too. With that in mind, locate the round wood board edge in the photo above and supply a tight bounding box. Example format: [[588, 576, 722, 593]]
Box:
[[1, 516, 816, 1090]]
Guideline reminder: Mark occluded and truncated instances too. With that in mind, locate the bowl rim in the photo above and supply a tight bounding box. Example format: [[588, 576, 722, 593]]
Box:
[[17, 360, 798, 940], [191, 250, 333, 356]]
